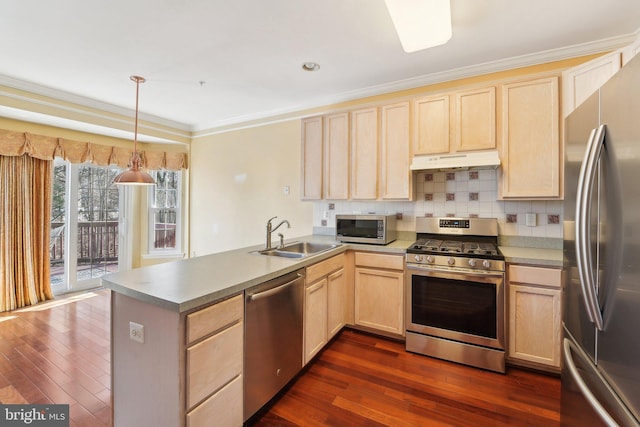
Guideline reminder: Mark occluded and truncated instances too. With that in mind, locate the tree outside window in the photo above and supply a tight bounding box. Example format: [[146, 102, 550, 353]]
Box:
[[149, 170, 181, 253]]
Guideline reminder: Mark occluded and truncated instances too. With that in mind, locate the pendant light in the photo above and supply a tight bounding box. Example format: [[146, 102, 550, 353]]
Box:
[[113, 75, 155, 185]]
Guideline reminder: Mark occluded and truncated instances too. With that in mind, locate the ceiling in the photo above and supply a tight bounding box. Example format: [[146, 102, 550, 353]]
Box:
[[1, 0, 639, 142]]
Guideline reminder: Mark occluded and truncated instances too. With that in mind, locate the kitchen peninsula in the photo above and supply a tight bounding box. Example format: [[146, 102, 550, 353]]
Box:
[[102, 236, 410, 427]]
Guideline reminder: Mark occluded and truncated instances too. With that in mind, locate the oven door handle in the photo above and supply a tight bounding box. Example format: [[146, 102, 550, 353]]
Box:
[[406, 264, 504, 281]]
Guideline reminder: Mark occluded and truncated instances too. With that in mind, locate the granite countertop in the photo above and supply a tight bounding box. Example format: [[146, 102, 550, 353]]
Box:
[[102, 235, 413, 313]]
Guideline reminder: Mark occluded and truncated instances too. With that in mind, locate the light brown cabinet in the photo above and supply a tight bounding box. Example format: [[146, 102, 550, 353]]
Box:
[[455, 86, 496, 152], [413, 94, 450, 155], [499, 76, 561, 199], [350, 107, 379, 199], [413, 86, 495, 156], [562, 51, 621, 118], [185, 294, 244, 427], [303, 253, 346, 364], [354, 252, 404, 336], [300, 116, 323, 200], [324, 112, 350, 200], [507, 265, 562, 371], [380, 101, 412, 200]]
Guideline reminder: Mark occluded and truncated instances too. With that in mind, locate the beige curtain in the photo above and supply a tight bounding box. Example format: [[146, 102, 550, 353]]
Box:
[[0, 129, 188, 170], [0, 154, 54, 312]]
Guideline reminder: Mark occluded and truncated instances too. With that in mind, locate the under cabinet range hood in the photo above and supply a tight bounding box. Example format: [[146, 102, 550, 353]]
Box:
[[410, 150, 501, 171]]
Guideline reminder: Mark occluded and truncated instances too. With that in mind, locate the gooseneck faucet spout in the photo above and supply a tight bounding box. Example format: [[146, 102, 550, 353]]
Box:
[[265, 216, 291, 249]]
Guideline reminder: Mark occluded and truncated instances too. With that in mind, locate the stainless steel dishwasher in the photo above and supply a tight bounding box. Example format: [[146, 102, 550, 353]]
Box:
[[244, 269, 304, 421]]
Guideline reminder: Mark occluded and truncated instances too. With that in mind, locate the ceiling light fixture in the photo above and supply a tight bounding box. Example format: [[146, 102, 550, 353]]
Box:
[[384, 0, 452, 53], [113, 75, 155, 185], [302, 62, 320, 72]]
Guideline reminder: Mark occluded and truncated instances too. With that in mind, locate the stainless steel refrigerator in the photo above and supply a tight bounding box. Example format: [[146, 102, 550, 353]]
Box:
[[562, 53, 640, 426]]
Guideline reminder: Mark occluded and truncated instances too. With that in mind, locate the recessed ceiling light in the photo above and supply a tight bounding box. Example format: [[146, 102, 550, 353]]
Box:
[[302, 62, 320, 72]]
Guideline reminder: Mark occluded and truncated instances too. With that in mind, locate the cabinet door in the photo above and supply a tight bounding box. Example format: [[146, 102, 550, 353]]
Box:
[[508, 284, 561, 368], [455, 86, 496, 152], [304, 278, 328, 364], [499, 76, 561, 199], [380, 101, 412, 200], [186, 374, 243, 427], [301, 116, 323, 200], [621, 40, 640, 66], [327, 268, 346, 339], [562, 51, 621, 117], [351, 107, 379, 199], [354, 267, 404, 335], [324, 112, 350, 200], [413, 95, 450, 155], [186, 322, 243, 410]]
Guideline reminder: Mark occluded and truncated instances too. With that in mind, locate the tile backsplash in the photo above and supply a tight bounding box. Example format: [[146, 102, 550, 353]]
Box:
[[313, 169, 563, 238]]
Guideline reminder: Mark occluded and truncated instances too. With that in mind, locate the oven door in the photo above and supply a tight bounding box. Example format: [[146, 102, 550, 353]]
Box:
[[406, 264, 505, 350]]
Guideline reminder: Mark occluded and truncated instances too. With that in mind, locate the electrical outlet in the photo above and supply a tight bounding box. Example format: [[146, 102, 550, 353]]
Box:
[[129, 322, 144, 344]]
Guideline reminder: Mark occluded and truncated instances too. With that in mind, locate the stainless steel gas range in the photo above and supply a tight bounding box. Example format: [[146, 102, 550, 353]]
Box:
[[405, 217, 506, 373]]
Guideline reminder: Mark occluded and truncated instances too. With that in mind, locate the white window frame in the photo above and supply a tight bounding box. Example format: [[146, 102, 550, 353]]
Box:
[[146, 170, 183, 257], [51, 160, 130, 294]]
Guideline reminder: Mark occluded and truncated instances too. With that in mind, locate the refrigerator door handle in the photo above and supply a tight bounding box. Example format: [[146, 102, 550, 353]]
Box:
[[563, 338, 619, 426], [575, 125, 606, 330]]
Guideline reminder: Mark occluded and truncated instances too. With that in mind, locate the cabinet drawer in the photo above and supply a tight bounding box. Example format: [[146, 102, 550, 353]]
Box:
[[186, 322, 243, 410], [355, 252, 403, 270], [186, 374, 243, 427], [186, 294, 243, 344], [306, 253, 345, 284], [509, 265, 561, 289]]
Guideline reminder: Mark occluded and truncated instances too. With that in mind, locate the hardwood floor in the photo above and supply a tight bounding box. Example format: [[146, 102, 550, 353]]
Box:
[[252, 330, 560, 427], [0, 289, 111, 427], [0, 289, 560, 427]]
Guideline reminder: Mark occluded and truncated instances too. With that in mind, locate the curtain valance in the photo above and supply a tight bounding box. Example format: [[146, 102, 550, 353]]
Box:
[[0, 129, 188, 170]]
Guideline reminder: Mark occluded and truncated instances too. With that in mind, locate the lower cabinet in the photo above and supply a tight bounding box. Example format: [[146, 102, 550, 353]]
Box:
[[185, 294, 244, 427], [304, 253, 346, 365], [507, 264, 562, 370], [354, 252, 404, 336], [110, 292, 244, 427]]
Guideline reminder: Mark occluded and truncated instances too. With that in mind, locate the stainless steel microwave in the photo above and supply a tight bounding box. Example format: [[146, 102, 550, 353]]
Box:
[[335, 214, 397, 245]]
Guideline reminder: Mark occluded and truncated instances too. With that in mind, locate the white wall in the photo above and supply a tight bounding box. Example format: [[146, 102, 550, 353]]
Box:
[[190, 120, 314, 256]]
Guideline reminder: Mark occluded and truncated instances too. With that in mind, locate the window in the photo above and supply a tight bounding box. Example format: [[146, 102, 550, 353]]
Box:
[[50, 160, 125, 294], [148, 170, 182, 254]]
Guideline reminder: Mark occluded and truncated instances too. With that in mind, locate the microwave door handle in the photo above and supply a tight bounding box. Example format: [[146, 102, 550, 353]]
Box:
[[575, 125, 606, 331]]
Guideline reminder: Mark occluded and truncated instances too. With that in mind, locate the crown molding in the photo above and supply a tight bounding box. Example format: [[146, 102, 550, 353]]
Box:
[[195, 32, 638, 136], [1, 31, 638, 141]]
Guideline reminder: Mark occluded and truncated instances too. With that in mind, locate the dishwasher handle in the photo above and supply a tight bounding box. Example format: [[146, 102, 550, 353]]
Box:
[[247, 274, 303, 302]]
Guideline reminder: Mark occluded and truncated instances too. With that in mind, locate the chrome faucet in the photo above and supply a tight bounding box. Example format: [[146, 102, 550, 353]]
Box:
[[266, 216, 290, 249]]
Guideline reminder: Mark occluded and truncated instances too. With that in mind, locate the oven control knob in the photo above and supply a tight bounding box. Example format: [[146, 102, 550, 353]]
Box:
[[414, 255, 423, 263], [447, 257, 455, 266], [482, 260, 491, 269], [468, 259, 477, 267], [426, 255, 435, 264]]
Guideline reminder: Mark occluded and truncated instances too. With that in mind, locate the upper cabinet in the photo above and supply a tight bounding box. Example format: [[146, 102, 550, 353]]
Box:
[[351, 107, 379, 200], [413, 94, 450, 155], [621, 39, 640, 66], [301, 102, 413, 201], [324, 113, 350, 200], [455, 86, 496, 152], [380, 101, 413, 200], [300, 116, 323, 200], [413, 86, 496, 156], [499, 76, 561, 199], [562, 51, 621, 118]]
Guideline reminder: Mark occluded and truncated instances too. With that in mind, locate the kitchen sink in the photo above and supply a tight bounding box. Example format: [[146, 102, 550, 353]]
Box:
[[257, 242, 341, 259]]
